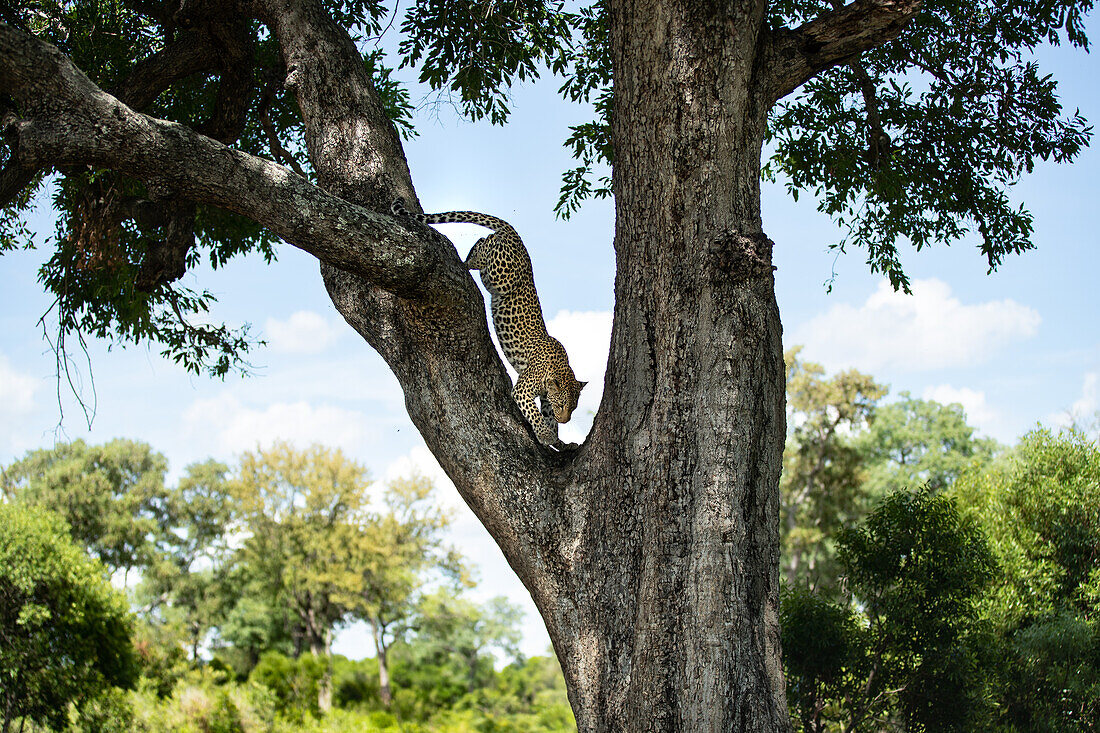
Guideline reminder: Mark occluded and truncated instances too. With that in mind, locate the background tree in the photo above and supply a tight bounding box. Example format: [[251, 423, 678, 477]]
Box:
[[954, 427, 1100, 731], [0, 0, 1091, 727], [782, 347, 886, 593], [858, 393, 1001, 497], [227, 441, 372, 712], [782, 489, 995, 732], [353, 473, 467, 708], [388, 590, 526, 719], [1, 438, 172, 579], [136, 459, 233, 660], [0, 503, 138, 733]]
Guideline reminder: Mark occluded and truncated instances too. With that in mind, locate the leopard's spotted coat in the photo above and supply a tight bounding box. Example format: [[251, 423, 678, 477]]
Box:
[[392, 200, 586, 450]]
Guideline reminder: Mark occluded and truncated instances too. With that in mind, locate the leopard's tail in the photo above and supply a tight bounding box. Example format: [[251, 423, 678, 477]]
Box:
[[391, 198, 515, 233]]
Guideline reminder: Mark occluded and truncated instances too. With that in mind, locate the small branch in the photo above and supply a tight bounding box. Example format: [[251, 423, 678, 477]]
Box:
[[256, 69, 308, 177], [195, 12, 256, 145], [824, 0, 893, 168], [766, 0, 924, 102], [850, 61, 892, 168]]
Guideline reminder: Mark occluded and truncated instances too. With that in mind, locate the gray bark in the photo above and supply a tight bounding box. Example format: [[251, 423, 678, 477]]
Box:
[[0, 0, 924, 728], [371, 622, 392, 708]]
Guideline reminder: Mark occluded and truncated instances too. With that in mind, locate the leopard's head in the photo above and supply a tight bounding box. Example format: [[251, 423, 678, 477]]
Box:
[[546, 366, 587, 423]]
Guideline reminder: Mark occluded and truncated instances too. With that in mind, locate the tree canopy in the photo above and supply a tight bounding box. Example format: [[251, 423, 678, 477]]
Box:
[[0, 502, 137, 733], [0, 0, 1089, 368], [1, 438, 172, 577]]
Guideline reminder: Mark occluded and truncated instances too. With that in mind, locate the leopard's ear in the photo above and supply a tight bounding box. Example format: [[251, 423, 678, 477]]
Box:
[[577, 381, 588, 392]]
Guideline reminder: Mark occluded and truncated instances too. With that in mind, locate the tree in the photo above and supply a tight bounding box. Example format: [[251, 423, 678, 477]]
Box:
[[858, 393, 1000, 498], [782, 347, 886, 593], [227, 442, 372, 712], [388, 589, 527, 718], [136, 459, 234, 661], [953, 427, 1100, 731], [782, 489, 995, 732], [0, 0, 1090, 727], [0, 503, 137, 733], [353, 473, 466, 708], [1, 438, 172, 579]]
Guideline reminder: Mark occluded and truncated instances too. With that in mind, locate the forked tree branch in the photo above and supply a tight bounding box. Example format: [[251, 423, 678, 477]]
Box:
[[0, 21, 443, 298], [766, 0, 924, 101], [0, 7, 575, 610]]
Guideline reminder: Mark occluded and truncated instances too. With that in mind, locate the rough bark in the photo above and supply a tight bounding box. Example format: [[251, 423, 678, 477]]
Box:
[[0, 0, 926, 729]]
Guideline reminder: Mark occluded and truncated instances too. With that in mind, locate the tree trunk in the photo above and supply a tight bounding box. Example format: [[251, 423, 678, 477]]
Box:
[[371, 623, 392, 708], [526, 3, 789, 728], [307, 619, 334, 713]]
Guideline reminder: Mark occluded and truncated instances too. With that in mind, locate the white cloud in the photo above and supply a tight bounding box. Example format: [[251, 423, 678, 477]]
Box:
[[791, 278, 1041, 372], [0, 354, 41, 457], [922, 384, 1001, 438], [264, 310, 343, 354], [0, 354, 37, 416], [1071, 372, 1099, 418], [1049, 372, 1100, 430], [182, 394, 378, 458]]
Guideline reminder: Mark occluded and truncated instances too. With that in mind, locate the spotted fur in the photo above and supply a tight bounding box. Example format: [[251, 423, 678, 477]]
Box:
[[392, 199, 586, 449]]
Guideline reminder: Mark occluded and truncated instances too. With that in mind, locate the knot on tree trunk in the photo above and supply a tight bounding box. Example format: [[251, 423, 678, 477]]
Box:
[[708, 230, 776, 284]]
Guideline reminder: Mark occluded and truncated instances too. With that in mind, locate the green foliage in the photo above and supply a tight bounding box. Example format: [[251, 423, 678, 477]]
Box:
[[389, 590, 525, 714], [136, 460, 234, 661], [0, 436, 573, 731], [783, 489, 995, 732], [857, 392, 1001, 497], [838, 489, 994, 657], [780, 584, 862, 731], [249, 651, 325, 723], [0, 503, 137, 732], [781, 347, 887, 593], [554, 1, 612, 219], [0, 0, 421, 378], [398, 0, 573, 125], [229, 442, 373, 660], [764, 0, 1092, 291], [1, 439, 171, 575], [953, 427, 1100, 731], [955, 427, 1100, 626], [129, 669, 278, 733]]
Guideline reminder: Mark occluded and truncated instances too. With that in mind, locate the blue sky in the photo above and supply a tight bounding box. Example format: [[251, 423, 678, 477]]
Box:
[[1, 13, 1098, 658]]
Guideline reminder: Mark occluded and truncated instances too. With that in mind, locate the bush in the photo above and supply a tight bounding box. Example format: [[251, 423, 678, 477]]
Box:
[[0, 503, 138, 732]]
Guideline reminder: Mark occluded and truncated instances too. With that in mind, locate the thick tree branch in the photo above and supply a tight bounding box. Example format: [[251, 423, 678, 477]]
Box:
[[766, 0, 923, 101], [0, 21, 441, 298], [255, 0, 416, 208], [250, 0, 584, 615], [109, 29, 218, 110], [0, 27, 219, 210]]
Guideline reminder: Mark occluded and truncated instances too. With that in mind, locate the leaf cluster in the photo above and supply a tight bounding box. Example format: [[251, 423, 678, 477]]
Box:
[[398, 0, 574, 125], [783, 489, 995, 732], [765, 0, 1093, 291], [0, 503, 138, 732], [1, 0, 416, 379], [1, 438, 173, 575]]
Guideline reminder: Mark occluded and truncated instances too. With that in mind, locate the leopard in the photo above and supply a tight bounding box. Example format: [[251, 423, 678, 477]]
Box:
[[391, 199, 586, 451]]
